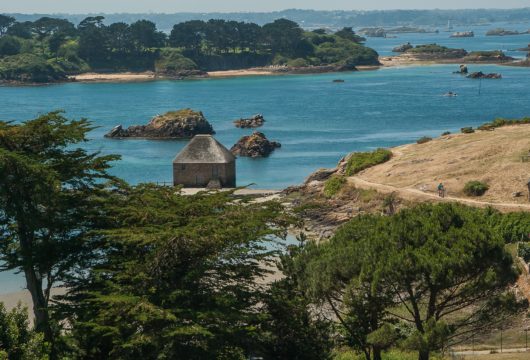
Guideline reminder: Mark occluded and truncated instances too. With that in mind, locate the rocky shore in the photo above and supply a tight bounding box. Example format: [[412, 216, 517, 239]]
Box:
[[233, 114, 265, 128], [105, 109, 215, 139]]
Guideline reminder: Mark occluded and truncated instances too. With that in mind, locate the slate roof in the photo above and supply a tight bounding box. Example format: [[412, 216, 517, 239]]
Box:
[[173, 135, 235, 164]]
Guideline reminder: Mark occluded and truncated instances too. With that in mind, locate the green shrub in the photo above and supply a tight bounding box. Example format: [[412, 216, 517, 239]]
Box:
[[478, 117, 530, 131], [416, 136, 432, 144], [518, 242, 530, 263], [155, 48, 198, 74], [286, 57, 309, 67], [345, 148, 393, 176], [463, 180, 489, 196], [493, 212, 530, 243], [461, 127, 475, 134], [324, 175, 346, 197], [0, 53, 66, 82], [441, 131, 451, 136], [0, 35, 22, 56]]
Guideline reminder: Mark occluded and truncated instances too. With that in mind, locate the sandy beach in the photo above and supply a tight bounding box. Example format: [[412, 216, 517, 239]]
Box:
[[70, 72, 157, 82]]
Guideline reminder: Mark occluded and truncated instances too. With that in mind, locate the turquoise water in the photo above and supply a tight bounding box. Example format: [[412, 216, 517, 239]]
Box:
[[2, 27, 530, 293], [1, 64, 530, 190]]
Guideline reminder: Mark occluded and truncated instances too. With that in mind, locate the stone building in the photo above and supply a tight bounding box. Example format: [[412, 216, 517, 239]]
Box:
[[173, 134, 236, 188]]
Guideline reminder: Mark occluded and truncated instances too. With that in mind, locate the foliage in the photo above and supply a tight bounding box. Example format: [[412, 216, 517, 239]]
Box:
[[0, 53, 66, 82], [61, 185, 292, 359], [478, 117, 530, 131], [518, 242, 530, 263], [463, 180, 489, 196], [296, 203, 525, 360], [492, 212, 530, 243], [324, 175, 347, 197], [286, 57, 310, 67], [416, 136, 432, 144], [407, 44, 466, 55], [296, 215, 395, 360], [155, 47, 198, 74], [461, 127, 475, 134], [314, 37, 379, 66], [441, 131, 451, 136], [0, 303, 50, 360], [260, 245, 334, 360], [0, 112, 119, 353], [345, 149, 393, 176], [0, 36, 22, 56]]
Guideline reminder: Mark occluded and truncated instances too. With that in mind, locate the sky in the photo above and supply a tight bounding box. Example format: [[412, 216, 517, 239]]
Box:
[[2, 0, 529, 14]]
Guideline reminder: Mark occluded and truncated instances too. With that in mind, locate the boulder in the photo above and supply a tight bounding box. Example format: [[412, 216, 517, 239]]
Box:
[[233, 114, 265, 128], [466, 71, 502, 79], [230, 131, 281, 158], [304, 168, 338, 184], [104, 109, 214, 139], [454, 64, 468, 74]]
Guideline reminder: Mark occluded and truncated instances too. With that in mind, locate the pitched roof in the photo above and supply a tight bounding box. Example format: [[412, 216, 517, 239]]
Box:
[[173, 135, 235, 164]]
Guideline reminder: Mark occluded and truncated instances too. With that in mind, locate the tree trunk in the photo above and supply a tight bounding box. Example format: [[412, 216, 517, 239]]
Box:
[[373, 346, 382, 360], [418, 349, 430, 360], [24, 265, 54, 353]]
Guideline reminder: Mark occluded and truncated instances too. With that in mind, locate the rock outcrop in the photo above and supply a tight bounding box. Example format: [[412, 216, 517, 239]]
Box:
[[233, 114, 265, 128], [450, 31, 474, 38], [486, 28, 528, 36], [454, 64, 468, 74], [392, 43, 413, 52], [230, 131, 281, 157], [105, 109, 215, 139], [466, 72, 502, 79]]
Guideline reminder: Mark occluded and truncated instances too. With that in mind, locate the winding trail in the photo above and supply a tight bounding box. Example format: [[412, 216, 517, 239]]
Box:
[[348, 176, 530, 212]]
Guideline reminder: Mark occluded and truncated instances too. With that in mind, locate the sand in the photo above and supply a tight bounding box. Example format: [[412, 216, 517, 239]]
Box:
[[70, 72, 156, 82]]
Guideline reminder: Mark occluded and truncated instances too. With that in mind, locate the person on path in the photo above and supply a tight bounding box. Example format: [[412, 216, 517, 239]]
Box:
[[437, 182, 445, 198]]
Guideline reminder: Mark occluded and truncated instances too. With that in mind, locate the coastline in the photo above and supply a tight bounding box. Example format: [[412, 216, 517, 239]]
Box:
[[64, 58, 527, 84]]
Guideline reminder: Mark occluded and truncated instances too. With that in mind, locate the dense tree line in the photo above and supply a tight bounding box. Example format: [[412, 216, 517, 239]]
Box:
[[0, 14, 379, 82], [0, 113, 529, 360]]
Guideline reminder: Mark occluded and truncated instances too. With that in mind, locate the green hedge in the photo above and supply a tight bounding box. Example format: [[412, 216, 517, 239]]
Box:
[[345, 148, 392, 176], [463, 180, 489, 196], [324, 175, 346, 197]]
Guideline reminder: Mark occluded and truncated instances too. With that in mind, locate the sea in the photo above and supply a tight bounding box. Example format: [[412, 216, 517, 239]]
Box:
[[0, 21, 530, 293]]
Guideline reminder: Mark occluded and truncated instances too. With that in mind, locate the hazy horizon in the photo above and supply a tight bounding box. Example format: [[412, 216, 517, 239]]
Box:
[[3, 0, 530, 14]]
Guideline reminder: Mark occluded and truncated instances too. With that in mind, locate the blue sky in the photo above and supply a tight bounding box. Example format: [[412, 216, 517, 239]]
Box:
[[2, 0, 529, 13]]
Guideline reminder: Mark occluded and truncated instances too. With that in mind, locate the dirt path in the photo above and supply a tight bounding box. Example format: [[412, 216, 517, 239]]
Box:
[[348, 177, 530, 212]]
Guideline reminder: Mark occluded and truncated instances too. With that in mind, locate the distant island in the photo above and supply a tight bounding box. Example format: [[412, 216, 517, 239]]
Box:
[[0, 14, 379, 84], [385, 43, 515, 65]]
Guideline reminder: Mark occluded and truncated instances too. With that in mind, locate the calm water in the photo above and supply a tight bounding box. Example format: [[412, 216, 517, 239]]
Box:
[[2, 31, 530, 293]]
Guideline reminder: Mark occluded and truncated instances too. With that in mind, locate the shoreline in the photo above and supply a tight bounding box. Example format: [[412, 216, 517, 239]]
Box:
[[3, 58, 525, 86]]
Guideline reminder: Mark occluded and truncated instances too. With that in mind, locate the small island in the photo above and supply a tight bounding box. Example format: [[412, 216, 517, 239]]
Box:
[[233, 114, 265, 128], [230, 131, 281, 157], [104, 109, 215, 139], [486, 28, 529, 36]]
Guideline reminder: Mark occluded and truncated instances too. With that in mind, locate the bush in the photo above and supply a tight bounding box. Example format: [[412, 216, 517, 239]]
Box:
[[155, 48, 197, 74], [463, 180, 489, 196], [478, 117, 530, 131], [493, 212, 530, 243], [441, 131, 451, 136], [345, 148, 393, 176], [518, 243, 530, 263], [0, 36, 22, 57], [286, 57, 309, 67], [416, 136, 432, 144], [324, 175, 346, 197], [0, 53, 66, 83], [461, 127, 475, 134]]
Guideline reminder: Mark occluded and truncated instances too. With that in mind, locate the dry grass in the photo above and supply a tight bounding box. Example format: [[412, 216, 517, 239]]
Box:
[[356, 125, 530, 206]]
